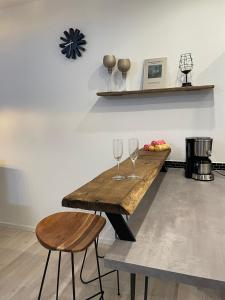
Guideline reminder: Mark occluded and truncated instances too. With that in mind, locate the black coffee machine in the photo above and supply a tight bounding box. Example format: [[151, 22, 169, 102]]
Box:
[[185, 137, 214, 181]]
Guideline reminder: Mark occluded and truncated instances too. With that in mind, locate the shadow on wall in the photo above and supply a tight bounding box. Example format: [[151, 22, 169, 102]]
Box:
[[197, 52, 225, 130], [91, 91, 214, 112], [0, 166, 33, 226], [76, 90, 215, 132], [197, 51, 225, 88]]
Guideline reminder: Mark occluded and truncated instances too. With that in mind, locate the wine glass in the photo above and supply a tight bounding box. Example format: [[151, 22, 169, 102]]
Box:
[[118, 59, 131, 91], [128, 138, 140, 179], [103, 55, 116, 91], [112, 139, 125, 181]]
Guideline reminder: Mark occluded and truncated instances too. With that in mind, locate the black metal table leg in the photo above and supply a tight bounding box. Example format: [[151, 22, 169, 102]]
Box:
[[131, 273, 136, 300], [160, 163, 168, 172], [106, 213, 136, 241], [144, 277, 149, 300]]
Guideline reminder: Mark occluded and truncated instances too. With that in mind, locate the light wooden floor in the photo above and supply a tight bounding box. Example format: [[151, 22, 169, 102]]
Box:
[[0, 226, 225, 300]]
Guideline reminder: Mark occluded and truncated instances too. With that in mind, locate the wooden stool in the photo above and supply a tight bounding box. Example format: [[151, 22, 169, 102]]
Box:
[[36, 212, 106, 300]]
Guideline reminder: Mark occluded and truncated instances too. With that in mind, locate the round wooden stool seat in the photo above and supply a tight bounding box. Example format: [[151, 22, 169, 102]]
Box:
[[36, 212, 106, 252]]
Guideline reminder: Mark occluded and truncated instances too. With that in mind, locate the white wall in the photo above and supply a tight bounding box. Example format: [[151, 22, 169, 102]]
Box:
[[0, 0, 225, 242]]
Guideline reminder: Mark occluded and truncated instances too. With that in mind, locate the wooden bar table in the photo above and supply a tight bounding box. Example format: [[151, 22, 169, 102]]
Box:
[[62, 149, 171, 241]]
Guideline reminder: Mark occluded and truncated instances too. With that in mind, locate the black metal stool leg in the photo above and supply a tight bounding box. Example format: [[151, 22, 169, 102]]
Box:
[[80, 247, 119, 285], [38, 250, 51, 300], [94, 240, 104, 300], [116, 270, 120, 295], [96, 235, 104, 259], [71, 252, 76, 300], [131, 273, 136, 300], [85, 240, 105, 300], [56, 251, 61, 300], [80, 212, 120, 296], [144, 277, 149, 300], [80, 248, 89, 283]]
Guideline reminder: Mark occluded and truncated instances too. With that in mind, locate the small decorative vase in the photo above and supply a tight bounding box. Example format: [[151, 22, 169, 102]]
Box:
[[118, 59, 131, 91], [103, 55, 116, 91]]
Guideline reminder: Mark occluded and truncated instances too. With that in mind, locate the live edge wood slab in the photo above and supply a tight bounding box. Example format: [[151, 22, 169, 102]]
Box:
[[62, 149, 171, 215]]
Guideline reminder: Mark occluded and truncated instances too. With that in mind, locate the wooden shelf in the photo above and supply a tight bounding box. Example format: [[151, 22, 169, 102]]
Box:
[[96, 85, 214, 97]]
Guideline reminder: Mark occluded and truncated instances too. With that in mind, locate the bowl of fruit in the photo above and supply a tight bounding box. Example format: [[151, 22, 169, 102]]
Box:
[[144, 140, 171, 152]]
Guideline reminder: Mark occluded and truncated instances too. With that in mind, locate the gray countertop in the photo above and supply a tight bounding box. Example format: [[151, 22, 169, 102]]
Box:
[[104, 169, 225, 289]]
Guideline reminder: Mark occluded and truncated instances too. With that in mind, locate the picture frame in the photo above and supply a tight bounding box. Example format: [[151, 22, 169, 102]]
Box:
[[143, 57, 167, 89]]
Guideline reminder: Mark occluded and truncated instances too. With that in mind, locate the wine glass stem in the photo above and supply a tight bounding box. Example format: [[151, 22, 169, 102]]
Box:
[[117, 161, 120, 176], [108, 73, 112, 91], [132, 159, 136, 176], [122, 73, 127, 91]]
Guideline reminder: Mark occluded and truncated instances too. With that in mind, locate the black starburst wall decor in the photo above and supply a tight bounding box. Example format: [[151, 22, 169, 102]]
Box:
[[59, 28, 87, 60]]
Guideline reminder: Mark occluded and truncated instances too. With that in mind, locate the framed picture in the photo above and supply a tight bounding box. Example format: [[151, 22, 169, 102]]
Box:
[[143, 57, 167, 89]]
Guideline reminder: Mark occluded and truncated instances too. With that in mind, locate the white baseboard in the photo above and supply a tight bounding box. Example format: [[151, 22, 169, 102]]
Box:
[[0, 222, 35, 232]]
